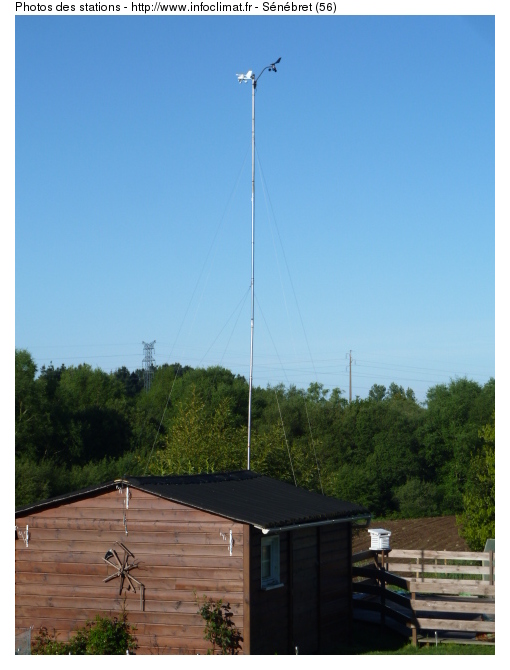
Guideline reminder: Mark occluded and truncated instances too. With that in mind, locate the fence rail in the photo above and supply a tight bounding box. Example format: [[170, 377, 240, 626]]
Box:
[[352, 549, 495, 646]]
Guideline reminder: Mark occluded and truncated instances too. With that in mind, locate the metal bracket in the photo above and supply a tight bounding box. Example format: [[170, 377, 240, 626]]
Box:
[[16, 524, 29, 548], [220, 530, 234, 556], [116, 484, 131, 509]]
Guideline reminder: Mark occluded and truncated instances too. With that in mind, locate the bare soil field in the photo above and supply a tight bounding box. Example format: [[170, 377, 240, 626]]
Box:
[[352, 516, 469, 553]]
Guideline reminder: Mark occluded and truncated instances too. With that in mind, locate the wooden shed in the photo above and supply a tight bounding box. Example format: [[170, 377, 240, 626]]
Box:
[[15, 470, 370, 654]]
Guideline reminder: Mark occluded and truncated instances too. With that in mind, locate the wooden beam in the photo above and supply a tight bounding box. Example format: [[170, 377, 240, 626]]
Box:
[[415, 618, 495, 633], [410, 599, 495, 614], [409, 582, 495, 596], [389, 550, 490, 561], [386, 563, 490, 575], [352, 549, 376, 564]]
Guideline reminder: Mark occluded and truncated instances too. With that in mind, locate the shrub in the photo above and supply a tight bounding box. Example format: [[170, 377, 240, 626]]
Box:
[[86, 611, 138, 655], [197, 595, 243, 654], [32, 608, 137, 655], [394, 478, 439, 518], [31, 627, 68, 655]]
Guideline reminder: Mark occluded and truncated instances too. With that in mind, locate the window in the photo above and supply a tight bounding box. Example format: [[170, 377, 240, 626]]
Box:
[[261, 535, 281, 589]]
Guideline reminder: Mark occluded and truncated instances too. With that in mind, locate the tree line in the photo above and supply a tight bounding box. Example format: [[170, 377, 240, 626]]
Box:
[[15, 349, 495, 549]]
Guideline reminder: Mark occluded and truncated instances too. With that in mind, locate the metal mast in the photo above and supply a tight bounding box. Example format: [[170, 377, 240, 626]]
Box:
[[237, 58, 281, 471], [142, 340, 156, 392]]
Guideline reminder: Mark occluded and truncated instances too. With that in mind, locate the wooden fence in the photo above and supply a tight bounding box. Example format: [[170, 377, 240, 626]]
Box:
[[352, 549, 495, 645]]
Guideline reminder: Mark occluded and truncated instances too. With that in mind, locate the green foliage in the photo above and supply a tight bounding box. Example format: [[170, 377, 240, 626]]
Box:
[[15, 349, 496, 530], [85, 611, 138, 655], [31, 628, 68, 655], [329, 621, 494, 655], [419, 377, 494, 514], [457, 412, 495, 550], [32, 609, 137, 655], [196, 595, 243, 654], [15, 456, 55, 507], [15, 453, 138, 507], [15, 349, 44, 461], [394, 478, 439, 518], [149, 386, 246, 475], [368, 384, 386, 402]]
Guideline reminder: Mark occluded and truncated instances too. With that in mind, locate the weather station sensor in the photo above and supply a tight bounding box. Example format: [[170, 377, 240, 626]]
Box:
[[368, 528, 391, 551]]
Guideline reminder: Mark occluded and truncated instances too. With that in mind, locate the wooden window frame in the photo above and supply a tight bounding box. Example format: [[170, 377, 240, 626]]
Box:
[[261, 535, 282, 589]]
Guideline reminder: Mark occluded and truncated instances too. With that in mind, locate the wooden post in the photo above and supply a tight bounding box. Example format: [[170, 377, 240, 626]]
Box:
[[489, 550, 494, 585], [411, 592, 417, 646], [380, 550, 386, 630], [421, 549, 425, 582]]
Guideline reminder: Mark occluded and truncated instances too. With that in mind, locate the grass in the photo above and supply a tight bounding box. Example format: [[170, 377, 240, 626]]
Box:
[[331, 622, 495, 655]]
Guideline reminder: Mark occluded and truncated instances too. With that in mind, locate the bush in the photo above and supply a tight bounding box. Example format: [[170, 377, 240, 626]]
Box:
[[31, 628, 68, 655], [32, 609, 137, 655], [196, 595, 243, 654], [457, 414, 495, 551], [394, 478, 439, 518]]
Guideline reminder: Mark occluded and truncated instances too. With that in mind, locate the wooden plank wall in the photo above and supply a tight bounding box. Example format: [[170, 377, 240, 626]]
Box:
[[15, 487, 245, 655], [248, 527, 289, 655], [291, 527, 319, 654], [248, 523, 353, 655], [319, 522, 352, 652]]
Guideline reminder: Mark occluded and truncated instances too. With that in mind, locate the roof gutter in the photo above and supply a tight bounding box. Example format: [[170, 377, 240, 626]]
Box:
[[255, 513, 371, 535]]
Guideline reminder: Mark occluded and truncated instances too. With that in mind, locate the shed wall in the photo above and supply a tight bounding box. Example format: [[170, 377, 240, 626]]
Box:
[[248, 527, 290, 655], [248, 522, 352, 654], [15, 487, 245, 654], [319, 522, 352, 652]]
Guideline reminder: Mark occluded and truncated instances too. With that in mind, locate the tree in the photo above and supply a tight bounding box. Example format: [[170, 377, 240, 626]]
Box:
[[15, 349, 41, 460], [394, 477, 439, 517], [114, 366, 144, 398], [306, 381, 329, 404], [149, 386, 246, 475], [457, 413, 495, 551], [368, 384, 386, 402], [419, 378, 491, 514]]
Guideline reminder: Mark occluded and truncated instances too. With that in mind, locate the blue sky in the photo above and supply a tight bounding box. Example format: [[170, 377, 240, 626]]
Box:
[[15, 14, 495, 402]]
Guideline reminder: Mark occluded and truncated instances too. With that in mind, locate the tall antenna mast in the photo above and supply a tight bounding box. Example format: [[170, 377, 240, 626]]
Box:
[[142, 340, 156, 392], [237, 57, 281, 470]]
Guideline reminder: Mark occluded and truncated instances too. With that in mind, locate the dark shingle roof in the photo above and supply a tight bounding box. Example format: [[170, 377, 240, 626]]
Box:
[[16, 470, 370, 530]]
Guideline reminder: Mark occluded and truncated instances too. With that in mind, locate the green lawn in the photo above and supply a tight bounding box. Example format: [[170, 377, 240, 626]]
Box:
[[331, 622, 495, 655]]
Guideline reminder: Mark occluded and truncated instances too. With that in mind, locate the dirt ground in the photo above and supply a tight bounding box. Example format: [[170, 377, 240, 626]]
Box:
[[352, 516, 470, 553]]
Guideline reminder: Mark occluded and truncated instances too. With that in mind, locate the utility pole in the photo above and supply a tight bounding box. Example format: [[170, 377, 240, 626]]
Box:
[[346, 350, 355, 403], [349, 350, 352, 403], [142, 341, 156, 392]]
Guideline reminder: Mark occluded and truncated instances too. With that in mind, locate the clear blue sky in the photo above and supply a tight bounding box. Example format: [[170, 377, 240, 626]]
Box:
[[15, 15, 495, 403]]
